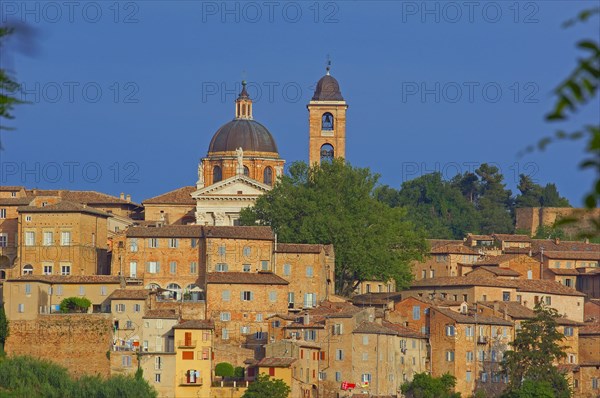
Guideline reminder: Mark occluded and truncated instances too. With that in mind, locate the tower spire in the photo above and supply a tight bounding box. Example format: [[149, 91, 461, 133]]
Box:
[[235, 80, 252, 119], [326, 54, 331, 75]]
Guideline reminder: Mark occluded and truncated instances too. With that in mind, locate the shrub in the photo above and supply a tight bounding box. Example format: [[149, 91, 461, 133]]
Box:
[[59, 297, 92, 313], [215, 362, 234, 378]]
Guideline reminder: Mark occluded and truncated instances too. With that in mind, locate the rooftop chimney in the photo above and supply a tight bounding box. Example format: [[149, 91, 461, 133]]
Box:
[[554, 237, 560, 245], [120, 192, 125, 200], [126, 194, 131, 202]]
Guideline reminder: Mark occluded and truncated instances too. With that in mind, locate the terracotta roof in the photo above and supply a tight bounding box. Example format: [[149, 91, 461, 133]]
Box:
[[7, 275, 121, 284], [0, 197, 32, 206], [542, 251, 600, 261], [428, 239, 464, 248], [126, 225, 202, 238], [430, 243, 479, 255], [381, 321, 427, 338], [26, 189, 142, 207], [503, 248, 533, 254], [546, 268, 582, 276], [467, 234, 494, 241], [173, 320, 214, 330], [143, 309, 178, 319], [275, 243, 325, 254], [478, 301, 581, 325], [473, 254, 532, 266], [142, 186, 196, 205], [0, 186, 24, 191], [511, 279, 587, 297], [257, 357, 296, 367], [493, 234, 531, 242], [579, 322, 600, 335], [206, 272, 288, 285], [531, 239, 600, 254], [433, 306, 513, 326], [203, 226, 274, 240], [267, 313, 298, 321], [18, 201, 111, 217], [353, 321, 398, 336], [351, 293, 403, 306], [471, 266, 521, 277], [108, 289, 149, 300]]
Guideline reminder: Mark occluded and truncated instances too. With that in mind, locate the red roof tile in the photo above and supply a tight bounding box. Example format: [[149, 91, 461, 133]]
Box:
[[18, 201, 112, 217], [173, 320, 214, 329], [206, 272, 288, 285], [142, 186, 196, 205], [108, 289, 149, 300], [257, 357, 296, 367], [7, 275, 121, 284]]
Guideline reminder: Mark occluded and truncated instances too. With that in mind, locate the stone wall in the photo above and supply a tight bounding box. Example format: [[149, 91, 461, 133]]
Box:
[[5, 313, 113, 377], [516, 207, 600, 236]]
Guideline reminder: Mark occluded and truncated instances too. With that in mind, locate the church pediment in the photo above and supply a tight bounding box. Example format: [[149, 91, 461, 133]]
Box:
[[191, 175, 271, 198]]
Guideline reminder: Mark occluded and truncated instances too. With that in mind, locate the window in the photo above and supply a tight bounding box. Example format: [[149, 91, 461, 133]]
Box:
[[502, 291, 510, 301], [216, 263, 228, 272], [256, 313, 263, 322], [335, 349, 344, 361], [43, 231, 53, 246], [421, 270, 426, 279], [148, 238, 158, 248], [169, 261, 177, 274], [269, 291, 277, 302], [60, 231, 71, 246], [100, 286, 107, 296], [18, 304, 24, 313], [322, 112, 334, 130], [220, 312, 231, 321], [361, 373, 372, 383], [466, 371, 472, 382], [25, 215, 32, 222], [181, 351, 194, 360], [335, 372, 342, 382], [79, 286, 85, 296], [545, 296, 552, 305], [122, 355, 132, 367], [412, 306, 420, 320], [56, 285, 63, 295], [304, 330, 317, 341], [25, 231, 35, 246], [61, 264, 71, 275], [133, 304, 141, 313], [363, 335, 369, 345], [304, 293, 316, 308], [156, 319, 163, 329], [288, 292, 295, 305], [593, 378, 599, 389], [129, 238, 138, 252], [147, 262, 160, 274], [445, 325, 455, 336], [217, 245, 226, 256], [125, 320, 133, 329], [465, 326, 473, 337], [564, 327, 574, 337], [43, 264, 53, 275], [190, 262, 197, 274], [25, 284, 31, 295], [261, 260, 269, 271], [0, 233, 6, 248], [191, 238, 198, 248], [222, 290, 230, 301], [566, 261, 572, 269], [446, 351, 455, 361], [516, 294, 522, 303], [115, 304, 125, 312], [318, 372, 326, 381], [283, 264, 291, 276], [333, 323, 343, 335], [221, 328, 229, 340], [243, 246, 251, 257], [0, 209, 5, 219], [213, 166, 222, 183], [168, 238, 178, 248], [264, 167, 273, 185], [466, 351, 474, 362], [362, 352, 368, 361], [154, 374, 161, 383], [565, 278, 572, 287], [243, 264, 251, 272], [241, 291, 253, 301], [481, 372, 488, 383]]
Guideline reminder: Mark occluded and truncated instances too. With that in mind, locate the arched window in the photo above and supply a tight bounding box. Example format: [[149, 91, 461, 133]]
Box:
[[185, 284, 203, 302], [243, 166, 250, 177], [166, 283, 182, 300], [264, 167, 273, 185], [23, 264, 33, 275], [322, 112, 334, 130], [213, 166, 222, 183], [320, 144, 334, 162], [0, 270, 5, 279]]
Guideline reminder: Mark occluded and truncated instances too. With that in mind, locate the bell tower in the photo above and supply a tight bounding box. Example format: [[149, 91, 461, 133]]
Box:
[[307, 62, 348, 165]]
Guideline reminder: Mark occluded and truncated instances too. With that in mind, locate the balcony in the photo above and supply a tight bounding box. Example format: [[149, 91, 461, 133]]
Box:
[[178, 340, 197, 348], [477, 336, 488, 344], [179, 377, 203, 386]]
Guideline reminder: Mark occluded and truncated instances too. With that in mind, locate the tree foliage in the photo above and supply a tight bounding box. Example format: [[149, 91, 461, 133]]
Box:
[[501, 304, 571, 398], [0, 305, 9, 351], [241, 374, 291, 398], [515, 175, 570, 208], [0, 355, 157, 398], [400, 372, 461, 398], [59, 297, 92, 313], [0, 26, 26, 146], [214, 362, 234, 377], [500, 380, 556, 398], [240, 159, 427, 296]]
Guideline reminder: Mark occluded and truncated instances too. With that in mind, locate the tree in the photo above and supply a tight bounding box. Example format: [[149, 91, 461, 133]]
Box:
[[501, 304, 571, 398], [59, 297, 92, 313], [474, 164, 515, 234], [515, 175, 571, 208], [214, 362, 234, 378], [0, 26, 27, 148], [242, 374, 291, 398], [400, 373, 461, 398], [240, 159, 428, 296], [500, 380, 556, 398], [0, 305, 8, 355], [0, 355, 157, 397]]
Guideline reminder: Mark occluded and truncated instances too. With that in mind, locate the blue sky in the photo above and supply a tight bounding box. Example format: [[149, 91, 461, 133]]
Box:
[[1, 1, 598, 205]]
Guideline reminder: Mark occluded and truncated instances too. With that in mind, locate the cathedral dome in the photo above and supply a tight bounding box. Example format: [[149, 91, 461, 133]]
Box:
[[208, 119, 279, 154], [312, 74, 344, 101]]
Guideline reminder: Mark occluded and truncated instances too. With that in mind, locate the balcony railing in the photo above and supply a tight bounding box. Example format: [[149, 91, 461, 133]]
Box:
[[178, 340, 197, 348], [180, 377, 203, 386]]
